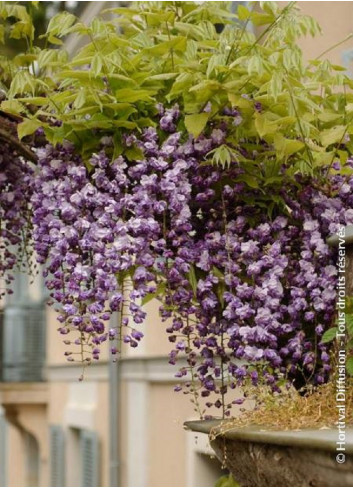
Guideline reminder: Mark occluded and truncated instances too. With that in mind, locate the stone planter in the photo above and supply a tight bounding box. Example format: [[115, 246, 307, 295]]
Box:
[[185, 420, 353, 487]]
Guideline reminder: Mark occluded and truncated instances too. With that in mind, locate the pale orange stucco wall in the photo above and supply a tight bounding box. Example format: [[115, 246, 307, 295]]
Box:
[[5, 403, 49, 487], [7, 425, 25, 487], [95, 382, 110, 487], [292, 1, 353, 64], [147, 382, 197, 487]]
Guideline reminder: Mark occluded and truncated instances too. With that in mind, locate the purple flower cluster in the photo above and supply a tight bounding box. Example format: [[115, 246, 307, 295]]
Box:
[[0, 138, 33, 296], [31, 141, 154, 359], [22, 104, 353, 412]]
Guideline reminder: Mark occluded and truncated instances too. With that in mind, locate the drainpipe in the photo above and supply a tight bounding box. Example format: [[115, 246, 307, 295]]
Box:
[[109, 311, 120, 487]]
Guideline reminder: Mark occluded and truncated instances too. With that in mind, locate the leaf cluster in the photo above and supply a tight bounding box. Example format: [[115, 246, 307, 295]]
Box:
[[0, 0, 351, 178]]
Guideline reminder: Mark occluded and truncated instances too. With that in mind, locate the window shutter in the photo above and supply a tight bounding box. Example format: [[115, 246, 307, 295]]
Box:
[[2, 304, 46, 382], [24, 305, 46, 381], [1, 268, 46, 382], [81, 430, 100, 487], [50, 425, 65, 487], [3, 306, 27, 382]]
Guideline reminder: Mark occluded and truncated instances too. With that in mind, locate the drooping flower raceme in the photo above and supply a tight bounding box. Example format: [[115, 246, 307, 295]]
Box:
[[0, 131, 33, 297]]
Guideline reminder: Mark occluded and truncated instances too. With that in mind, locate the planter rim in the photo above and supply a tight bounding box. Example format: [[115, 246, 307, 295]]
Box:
[[184, 419, 353, 454]]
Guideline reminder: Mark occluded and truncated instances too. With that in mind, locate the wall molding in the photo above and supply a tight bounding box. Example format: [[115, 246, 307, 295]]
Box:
[[47, 356, 187, 383]]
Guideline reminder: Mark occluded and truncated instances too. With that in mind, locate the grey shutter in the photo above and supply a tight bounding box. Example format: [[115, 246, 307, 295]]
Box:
[[3, 306, 28, 382], [81, 430, 100, 487], [24, 305, 46, 380], [2, 268, 46, 382], [50, 425, 65, 487], [2, 304, 46, 382]]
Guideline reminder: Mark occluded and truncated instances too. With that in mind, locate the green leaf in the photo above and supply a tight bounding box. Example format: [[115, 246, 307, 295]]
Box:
[[216, 281, 225, 309], [17, 96, 47, 106], [269, 72, 282, 101], [0, 24, 5, 44], [254, 113, 277, 138], [142, 11, 175, 27], [274, 134, 305, 156], [147, 73, 178, 81], [215, 474, 240, 487], [321, 125, 347, 147], [1, 99, 25, 115], [8, 71, 35, 98], [206, 54, 226, 78], [144, 36, 187, 56], [212, 266, 224, 279], [48, 34, 63, 46], [184, 113, 209, 138], [125, 145, 144, 161], [250, 11, 275, 26], [248, 55, 264, 76], [337, 150, 349, 166], [207, 145, 238, 168], [141, 283, 166, 306], [188, 265, 198, 296], [17, 119, 41, 140], [115, 88, 154, 104], [73, 90, 86, 109], [321, 327, 337, 344], [237, 174, 259, 188], [167, 73, 193, 101], [237, 4, 251, 21], [46, 11, 76, 38], [10, 20, 34, 41], [91, 54, 103, 77], [317, 112, 342, 123]]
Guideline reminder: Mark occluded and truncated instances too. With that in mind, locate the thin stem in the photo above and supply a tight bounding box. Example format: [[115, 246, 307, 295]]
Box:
[[119, 280, 125, 355], [316, 33, 353, 60], [240, 2, 296, 58], [285, 75, 314, 169], [218, 11, 251, 84], [165, 20, 175, 71]]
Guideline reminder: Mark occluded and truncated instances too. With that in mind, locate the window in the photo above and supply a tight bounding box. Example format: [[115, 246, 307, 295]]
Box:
[[0, 271, 46, 382], [81, 430, 100, 487], [50, 425, 66, 487], [67, 428, 100, 487]]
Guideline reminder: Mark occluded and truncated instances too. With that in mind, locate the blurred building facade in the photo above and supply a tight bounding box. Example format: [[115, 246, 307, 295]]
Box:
[[1, 1, 353, 487]]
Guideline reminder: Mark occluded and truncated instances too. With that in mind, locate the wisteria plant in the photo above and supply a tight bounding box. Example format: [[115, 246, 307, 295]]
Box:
[[1, 1, 353, 419]]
